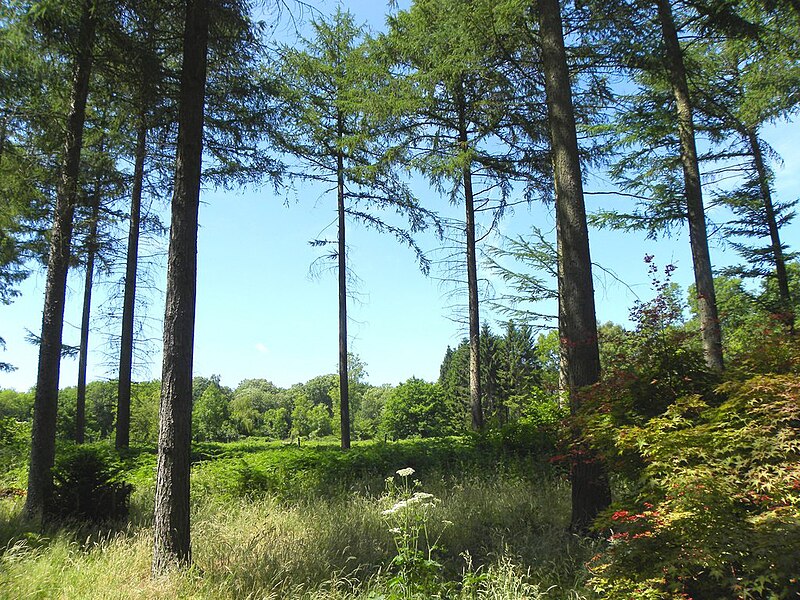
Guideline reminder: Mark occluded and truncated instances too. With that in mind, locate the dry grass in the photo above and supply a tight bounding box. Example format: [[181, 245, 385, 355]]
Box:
[[0, 469, 594, 599]]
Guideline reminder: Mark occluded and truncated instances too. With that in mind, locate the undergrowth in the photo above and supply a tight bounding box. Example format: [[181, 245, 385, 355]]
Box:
[[0, 438, 593, 599]]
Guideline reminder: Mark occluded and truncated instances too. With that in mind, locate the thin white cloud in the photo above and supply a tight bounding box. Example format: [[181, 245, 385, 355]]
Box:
[[255, 343, 269, 354]]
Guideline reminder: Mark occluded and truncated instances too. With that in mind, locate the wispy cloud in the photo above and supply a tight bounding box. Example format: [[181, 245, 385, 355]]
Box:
[[255, 342, 269, 354]]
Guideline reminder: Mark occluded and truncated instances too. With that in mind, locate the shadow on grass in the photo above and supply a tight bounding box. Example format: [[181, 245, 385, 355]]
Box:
[[0, 493, 150, 559]]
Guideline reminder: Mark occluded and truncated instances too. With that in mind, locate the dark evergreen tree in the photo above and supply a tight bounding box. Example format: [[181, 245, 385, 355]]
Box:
[[439, 321, 543, 425], [537, 0, 611, 531], [686, 21, 800, 330], [152, 0, 210, 574], [25, 0, 99, 520], [268, 9, 435, 449], [387, 0, 536, 431]]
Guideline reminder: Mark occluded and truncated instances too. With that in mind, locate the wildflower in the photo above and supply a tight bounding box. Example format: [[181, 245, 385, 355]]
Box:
[[396, 467, 415, 477], [382, 499, 410, 515], [411, 492, 434, 502], [389, 528, 401, 534]]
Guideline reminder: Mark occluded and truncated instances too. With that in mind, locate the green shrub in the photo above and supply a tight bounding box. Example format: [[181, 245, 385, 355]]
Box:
[[0, 416, 29, 478], [191, 436, 554, 502], [49, 444, 133, 522], [580, 262, 717, 483], [588, 375, 800, 599], [484, 398, 565, 458], [726, 316, 800, 378]]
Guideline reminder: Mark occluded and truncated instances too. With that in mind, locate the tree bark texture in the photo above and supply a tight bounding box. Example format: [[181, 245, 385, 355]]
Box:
[[117, 120, 147, 450], [25, 0, 96, 519], [747, 127, 794, 330], [152, 0, 209, 574], [76, 185, 102, 444], [458, 93, 483, 431], [655, 0, 724, 371], [538, 0, 610, 532], [337, 111, 351, 451]]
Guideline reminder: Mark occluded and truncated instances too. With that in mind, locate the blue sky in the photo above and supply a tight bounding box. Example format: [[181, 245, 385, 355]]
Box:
[[1, 0, 798, 392]]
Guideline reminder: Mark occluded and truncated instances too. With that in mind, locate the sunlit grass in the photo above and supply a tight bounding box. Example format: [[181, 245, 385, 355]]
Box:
[[0, 461, 594, 599]]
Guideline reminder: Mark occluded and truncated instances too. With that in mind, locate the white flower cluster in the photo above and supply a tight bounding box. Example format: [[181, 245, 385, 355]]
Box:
[[396, 467, 415, 478], [382, 491, 438, 515]]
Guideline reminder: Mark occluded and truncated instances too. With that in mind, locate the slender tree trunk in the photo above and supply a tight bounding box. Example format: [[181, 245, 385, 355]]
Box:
[[25, 0, 96, 520], [655, 0, 724, 371], [0, 119, 7, 166], [152, 0, 209, 574], [557, 294, 569, 408], [76, 184, 102, 444], [746, 127, 794, 330], [457, 93, 483, 431], [117, 119, 147, 450], [538, 0, 611, 533], [337, 111, 351, 450]]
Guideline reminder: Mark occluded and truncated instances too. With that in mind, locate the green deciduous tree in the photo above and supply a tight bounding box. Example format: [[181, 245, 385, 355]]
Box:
[[290, 387, 333, 438], [229, 378, 290, 438], [355, 384, 392, 440], [382, 377, 458, 439], [130, 380, 160, 445], [192, 382, 234, 442]]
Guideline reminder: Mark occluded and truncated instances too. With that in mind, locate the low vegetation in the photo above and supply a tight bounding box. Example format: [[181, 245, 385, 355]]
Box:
[[3, 354, 799, 599], [0, 437, 593, 599], [2, 272, 800, 598]]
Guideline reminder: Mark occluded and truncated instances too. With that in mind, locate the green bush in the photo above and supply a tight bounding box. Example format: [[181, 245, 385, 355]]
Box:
[[726, 316, 800, 378], [0, 416, 29, 478], [191, 436, 554, 501], [49, 444, 133, 522], [482, 399, 565, 458], [588, 375, 800, 599], [580, 263, 717, 483]]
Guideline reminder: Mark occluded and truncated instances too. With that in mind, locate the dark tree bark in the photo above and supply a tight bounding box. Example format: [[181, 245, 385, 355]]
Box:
[[457, 91, 483, 431], [152, 0, 209, 574], [25, 0, 96, 520], [538, 0, 611, 533], [116, 119, 147, 450], [76, 184, 102, 444], [337, 110, 351, 451], [746, 128, 794, 330], [655, 0, 724, 371]]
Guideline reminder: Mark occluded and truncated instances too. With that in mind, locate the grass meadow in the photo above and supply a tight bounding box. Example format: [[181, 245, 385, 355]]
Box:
[[0, 438, 596, 599]]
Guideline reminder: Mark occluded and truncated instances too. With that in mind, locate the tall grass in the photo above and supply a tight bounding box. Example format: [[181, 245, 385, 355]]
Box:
[[0, 444, 594, 599]]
